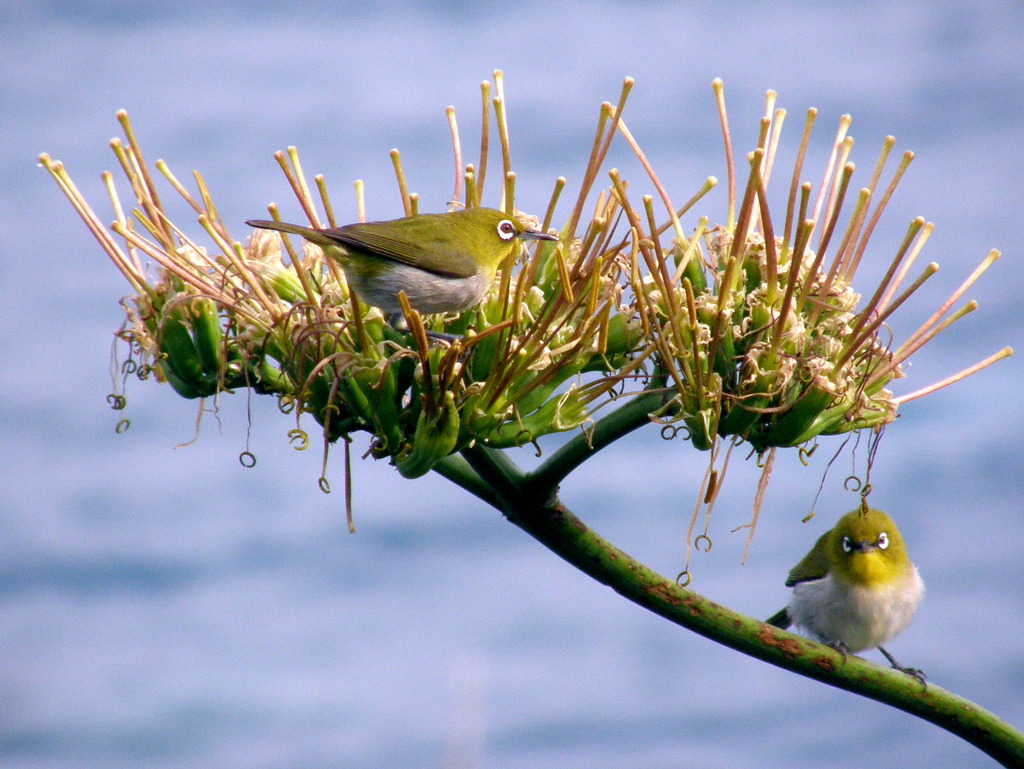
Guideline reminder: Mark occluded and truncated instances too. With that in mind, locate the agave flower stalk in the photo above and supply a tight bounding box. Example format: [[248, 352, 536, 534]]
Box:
[[39, 79, 653, 484], [614, 81, 1010, 457], [40, 73, 1009, 501]]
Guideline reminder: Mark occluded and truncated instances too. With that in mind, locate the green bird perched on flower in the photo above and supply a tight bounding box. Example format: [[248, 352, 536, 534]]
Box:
[[247, 207, 557, 316], [767, 507, 926, 682]]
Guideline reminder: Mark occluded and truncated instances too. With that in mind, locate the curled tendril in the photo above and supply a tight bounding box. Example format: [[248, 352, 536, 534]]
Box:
[[798, 444, 817, 466], [239, 451, 257, 468], [694, 534, 713, 553], [318, 476, 331, 494], [844, 475, 863, 492], [107, 393, 127, 410], [136, 364, 153, 381], [288, 428, 309, 450], [120, 359, 138, 375], [859, 482, 872, 499], [511, 428, 533, 447], [675, 570, 692, 587], [277, 394, 296, 414], [115, 418, 130, 434]]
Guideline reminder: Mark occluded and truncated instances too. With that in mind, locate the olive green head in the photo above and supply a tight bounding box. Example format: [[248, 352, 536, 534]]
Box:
[[784, 507, 913, 588], [434, 207, 558, 272], [825, 508, 912, 586]]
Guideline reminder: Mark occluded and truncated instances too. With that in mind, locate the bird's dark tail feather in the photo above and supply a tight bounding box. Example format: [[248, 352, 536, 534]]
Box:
[[246, 219, 336, 248], [766, 607, 792, 629]]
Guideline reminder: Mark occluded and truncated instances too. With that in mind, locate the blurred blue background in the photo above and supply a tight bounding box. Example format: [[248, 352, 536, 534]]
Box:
[[2, 2, 1022, 767]]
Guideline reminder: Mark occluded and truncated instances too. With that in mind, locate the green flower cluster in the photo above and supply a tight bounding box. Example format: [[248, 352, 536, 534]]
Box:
[[41, 76, 1007, 481]]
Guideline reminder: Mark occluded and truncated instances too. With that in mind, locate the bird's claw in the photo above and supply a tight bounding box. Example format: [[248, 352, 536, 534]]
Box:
[[879, 646, 927, 689], [827, 641, 850, 661], [893, 665, 928, 689]]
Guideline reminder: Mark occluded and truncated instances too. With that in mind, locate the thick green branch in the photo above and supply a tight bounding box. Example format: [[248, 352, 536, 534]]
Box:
[[464, 457, 1024, 767], [431, 454, 501, 508], [460, 443, 528, 502], [526, 388, 669, 495]]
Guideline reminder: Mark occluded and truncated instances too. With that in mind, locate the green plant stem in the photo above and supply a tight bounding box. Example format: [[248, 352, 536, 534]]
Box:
[[460, 441, 528, 501], [432, 454, 501, 508], [458, 443, 1024, 767], [526, 388, 668, 493]]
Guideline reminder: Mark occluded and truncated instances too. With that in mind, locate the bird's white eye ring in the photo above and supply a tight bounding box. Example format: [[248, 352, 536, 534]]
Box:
[[496, 219, 517, 241], [877, 532, 889, 549], [841, 536, 853, 553]]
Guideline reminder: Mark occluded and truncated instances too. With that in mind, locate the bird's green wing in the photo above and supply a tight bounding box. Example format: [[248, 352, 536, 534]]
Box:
[[326, 221, 477, 279], [784, 529, 833, 586]]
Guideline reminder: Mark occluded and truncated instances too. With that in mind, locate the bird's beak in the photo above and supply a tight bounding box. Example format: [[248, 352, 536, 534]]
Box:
[[850, 540, 877, 553], [519, 228, 559, 242]]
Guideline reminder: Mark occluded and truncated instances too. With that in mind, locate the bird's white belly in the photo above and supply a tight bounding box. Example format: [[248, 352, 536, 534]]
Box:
[[343, 262, 489, 314], [789, 568, 924, 652]]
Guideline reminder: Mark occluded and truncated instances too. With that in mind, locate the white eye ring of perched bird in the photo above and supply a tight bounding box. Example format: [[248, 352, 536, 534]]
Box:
[[841, 535, 853, 553], [877, 532, 889, 549], [497, 220, 516, 240]]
